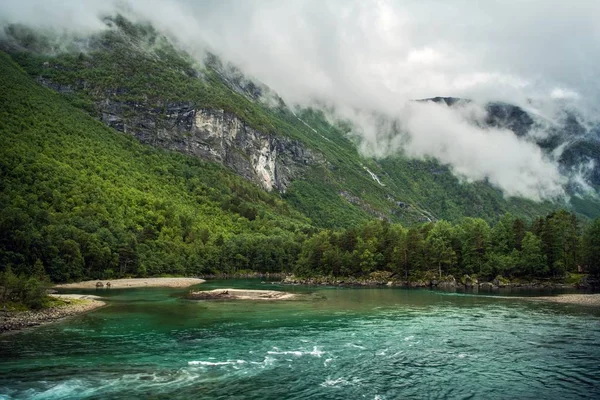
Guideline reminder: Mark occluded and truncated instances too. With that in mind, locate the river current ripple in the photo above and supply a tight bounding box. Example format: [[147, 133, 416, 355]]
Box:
[[1, 282, 599, 399]]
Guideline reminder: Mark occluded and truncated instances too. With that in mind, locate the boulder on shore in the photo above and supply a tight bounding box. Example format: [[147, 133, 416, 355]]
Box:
[[461, 274, 478, 288], [479, 282, 498, 290], [438, 275, 457, 289], [492, 275, 510, 288]]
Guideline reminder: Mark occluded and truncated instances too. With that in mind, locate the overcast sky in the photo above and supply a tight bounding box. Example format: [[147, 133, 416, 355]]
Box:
[[2, 0, 598, 200]]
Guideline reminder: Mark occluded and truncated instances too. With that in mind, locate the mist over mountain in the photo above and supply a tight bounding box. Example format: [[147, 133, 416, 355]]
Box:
[[1, 0, 598, 209]]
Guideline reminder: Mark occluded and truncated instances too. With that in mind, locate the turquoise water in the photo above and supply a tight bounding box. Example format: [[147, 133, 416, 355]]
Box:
[[1, 280, 600, 399]]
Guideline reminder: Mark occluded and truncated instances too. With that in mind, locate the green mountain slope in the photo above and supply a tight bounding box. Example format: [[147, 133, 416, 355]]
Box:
[[2, 17, 575, 228], [1, 20, 600, 287], [0, 52, 312, 282]]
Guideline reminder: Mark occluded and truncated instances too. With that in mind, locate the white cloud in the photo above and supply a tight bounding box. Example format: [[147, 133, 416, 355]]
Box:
[[401, 102, 565, 200], [336, 101, 566, 200], [550, 88, 580, 100], [406, 47, 442, 65]]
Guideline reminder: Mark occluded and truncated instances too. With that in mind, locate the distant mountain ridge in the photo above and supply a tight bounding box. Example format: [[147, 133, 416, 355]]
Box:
[[421, 96, 600, 193]]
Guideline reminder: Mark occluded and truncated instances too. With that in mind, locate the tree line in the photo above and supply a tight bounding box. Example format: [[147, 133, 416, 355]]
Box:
[[295, 211, 600, 281]]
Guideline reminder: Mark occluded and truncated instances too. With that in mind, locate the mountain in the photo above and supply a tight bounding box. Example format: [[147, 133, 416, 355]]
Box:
[[4, 17, 597, 228], [1, 16, 599, 283]]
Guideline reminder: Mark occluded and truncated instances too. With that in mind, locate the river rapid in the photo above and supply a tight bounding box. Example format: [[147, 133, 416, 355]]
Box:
[[1, 280, 599, 399]]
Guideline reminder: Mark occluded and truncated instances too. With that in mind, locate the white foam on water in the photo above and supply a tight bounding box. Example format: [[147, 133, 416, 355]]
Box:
[[263, 356, 276, 367], [31, 379, 88, 399], [248, 356, 277, 368], [347, 343, 366, 350], [320, 376, 362, 388], [268, 350, 303, 356], [15, 366, 237, 399], [376, 348, 388, 356], [324, 358, 333, 366], [188, 361, 231, 366], [320, 377, 351, 387], [404, 335, 415, 341], [267, 346, 325, 358], [188, 360, 246, 366], [309, 346, 324, 357]]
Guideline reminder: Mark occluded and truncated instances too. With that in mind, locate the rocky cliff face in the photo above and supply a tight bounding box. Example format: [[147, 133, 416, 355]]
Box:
[[99, 100, 324, 192]]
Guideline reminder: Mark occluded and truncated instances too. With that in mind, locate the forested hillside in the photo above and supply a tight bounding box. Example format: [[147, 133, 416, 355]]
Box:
[[2, 17, 581, 228], [0, 52, 311, 283]]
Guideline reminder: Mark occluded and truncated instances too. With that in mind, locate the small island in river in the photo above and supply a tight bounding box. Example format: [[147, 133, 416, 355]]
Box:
[[188, 288, 299, 301]]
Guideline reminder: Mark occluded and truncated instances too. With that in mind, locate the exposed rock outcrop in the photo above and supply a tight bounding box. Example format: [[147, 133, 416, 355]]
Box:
[[98, 100, 324, 192], [33, 68, 326, 192]]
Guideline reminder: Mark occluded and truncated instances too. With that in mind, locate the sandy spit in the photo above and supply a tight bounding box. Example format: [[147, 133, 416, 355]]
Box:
[[54, 277, 205, 289], [1, 296, 105, 334], [188, 288, 298, 301], [51, 294, 104, 300], [528, 293, 600, 307]]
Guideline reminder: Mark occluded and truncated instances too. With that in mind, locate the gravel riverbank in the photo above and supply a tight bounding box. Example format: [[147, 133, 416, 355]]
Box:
[[1, 295, 105, 334]]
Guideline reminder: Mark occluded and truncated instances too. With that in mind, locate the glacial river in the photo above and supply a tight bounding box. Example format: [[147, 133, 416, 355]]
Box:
[[1, 280, 600, 399]]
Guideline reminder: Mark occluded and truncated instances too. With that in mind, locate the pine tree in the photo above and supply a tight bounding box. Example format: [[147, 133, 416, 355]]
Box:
[[426, 220, 456, 278], [459, 218, 490, 275], [583, 219, 600, 276], [519, 232, 547, 276]]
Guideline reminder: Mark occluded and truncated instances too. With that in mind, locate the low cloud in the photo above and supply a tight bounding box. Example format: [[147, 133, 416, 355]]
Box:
[[334, 101, 566, 200]]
